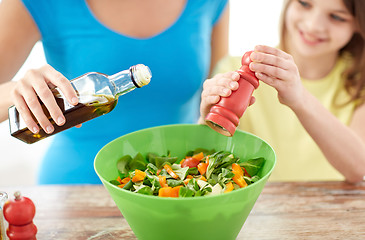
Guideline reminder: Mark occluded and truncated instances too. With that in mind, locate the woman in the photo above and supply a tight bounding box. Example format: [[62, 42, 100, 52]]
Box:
[[0, 0, 229, 184]]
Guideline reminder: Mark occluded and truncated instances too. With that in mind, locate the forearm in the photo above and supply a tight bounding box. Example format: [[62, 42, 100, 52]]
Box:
[[0, 81, 17, 122], [292, 90, 365, 183]]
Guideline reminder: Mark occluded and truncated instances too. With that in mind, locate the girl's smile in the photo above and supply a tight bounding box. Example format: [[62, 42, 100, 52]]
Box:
[[298, 28, 327, 46]]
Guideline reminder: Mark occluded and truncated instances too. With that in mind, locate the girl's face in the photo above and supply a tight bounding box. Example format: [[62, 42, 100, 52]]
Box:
[[285, 0, 356, 59]]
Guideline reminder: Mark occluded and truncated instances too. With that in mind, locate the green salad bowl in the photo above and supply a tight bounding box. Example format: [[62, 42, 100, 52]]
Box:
[[94, 124, 276, 240]]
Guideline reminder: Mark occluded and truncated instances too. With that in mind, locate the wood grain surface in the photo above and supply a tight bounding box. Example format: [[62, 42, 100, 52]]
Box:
[[1, 181, 364, 239]]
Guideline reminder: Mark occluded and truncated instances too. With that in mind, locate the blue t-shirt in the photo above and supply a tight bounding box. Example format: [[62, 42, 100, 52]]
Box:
[[21, 0, 228, 184]]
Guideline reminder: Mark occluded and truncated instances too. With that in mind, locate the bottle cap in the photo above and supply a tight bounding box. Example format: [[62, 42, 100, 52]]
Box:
[[132, 64, 152, 87]]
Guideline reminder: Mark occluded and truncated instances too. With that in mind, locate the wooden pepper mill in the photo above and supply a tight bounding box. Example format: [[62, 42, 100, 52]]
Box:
[[3, 191, 37, 240]]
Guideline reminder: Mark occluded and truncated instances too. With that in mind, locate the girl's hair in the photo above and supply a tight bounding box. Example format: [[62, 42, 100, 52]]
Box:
[[278, 0, 365, 105]]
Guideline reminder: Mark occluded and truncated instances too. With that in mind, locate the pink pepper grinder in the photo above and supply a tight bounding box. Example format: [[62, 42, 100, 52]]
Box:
[[205, 51, 259, 137]]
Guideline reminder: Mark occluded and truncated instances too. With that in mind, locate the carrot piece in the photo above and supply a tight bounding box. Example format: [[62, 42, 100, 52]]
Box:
[[156, 169, 161, 175], [198, 175, 207, 181], [180, 159, 185, 166], [183, 178, 191, 185], [132, 169, 146, 182], [158, 175, 168, 188], [224, 182, 234, 193], [158, 186, 181, 197], [118, 183, 126, 188], [164, 164, 179, 179], [121, 177, 131, 184], [171, 186, 182, 197], [186, 175, 193, 179], [183, 175, 193, 185], [197, 162, 208, 175], [232, 163, 244, 176], [232, 163, 247, 188], [192, 152, 204, 161], [159, 187, 172, 197], [116, 176, 122, 184], [233, 175, 248, 188]]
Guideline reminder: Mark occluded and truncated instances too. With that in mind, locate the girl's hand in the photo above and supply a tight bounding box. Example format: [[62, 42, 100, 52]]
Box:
[[249, 45, 304, 110], [199, 71, 240, 123], [11, 64, 79, 134], [199, 71, 255, 124]]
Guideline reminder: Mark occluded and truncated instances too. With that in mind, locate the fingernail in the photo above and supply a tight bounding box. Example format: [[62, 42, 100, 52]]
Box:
[[232, 72, 240, 79], [32, 127, 39, 134], [57, 116, 65, 125], [230, 82, 238, 89], [46, 126, 54, 134], [71, 97, 78, 105], [249, 62, 256, 71], [250, 52, 257, 60]]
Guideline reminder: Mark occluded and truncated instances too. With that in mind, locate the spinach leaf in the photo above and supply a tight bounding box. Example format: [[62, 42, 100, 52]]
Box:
[[171, 164, 189, 180], [135, 185, 154, 195], [117, 155, 132, 178], [129, 153, 147, 171], [146, 172, 161, 192], [206, 151, 228, 179], [187, 167, 199, 175], [239, 157, 265, 176], [243, 175, 261, 184], [179, 187, 195, 197], [167, 179, 184, 187], [153, 156, 178, 169], [186, 178, 200, 192], [122, 180, 133, 190], [185, 148, 216, 157], [217, 168, 235, 185], [109, 180, 120, 186], [146, 163, 158, 175]]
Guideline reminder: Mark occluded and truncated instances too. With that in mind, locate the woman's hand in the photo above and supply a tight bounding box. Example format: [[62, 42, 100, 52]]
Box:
[[199, 71, 255, 124], [249, 45, 304, 110], [11, 64, 78, 134]]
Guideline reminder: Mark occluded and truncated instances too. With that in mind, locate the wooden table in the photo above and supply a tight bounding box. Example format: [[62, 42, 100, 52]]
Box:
[[1, 181, 364, 239]]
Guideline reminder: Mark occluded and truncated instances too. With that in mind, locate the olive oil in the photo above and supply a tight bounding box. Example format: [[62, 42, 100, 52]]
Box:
[[9, 94, 116, 144], [9, 64, 151, 144]]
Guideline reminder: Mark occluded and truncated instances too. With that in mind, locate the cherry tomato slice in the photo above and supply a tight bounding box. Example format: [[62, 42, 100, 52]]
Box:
[[181, 157, 200, 168]]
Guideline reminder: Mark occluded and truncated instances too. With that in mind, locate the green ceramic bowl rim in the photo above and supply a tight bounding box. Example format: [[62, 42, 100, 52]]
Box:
[[94, 124, 276, 202]]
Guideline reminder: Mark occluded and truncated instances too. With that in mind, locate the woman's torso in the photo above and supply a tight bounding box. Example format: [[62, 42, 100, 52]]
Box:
[[21, 0, 228, 184]]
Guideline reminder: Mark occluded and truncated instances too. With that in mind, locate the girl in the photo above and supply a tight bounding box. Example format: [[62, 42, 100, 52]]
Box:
[[200, 0, 365, 183]]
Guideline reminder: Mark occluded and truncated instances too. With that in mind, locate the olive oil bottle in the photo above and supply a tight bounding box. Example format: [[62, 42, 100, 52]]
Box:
[[8, 64, 152, 144]]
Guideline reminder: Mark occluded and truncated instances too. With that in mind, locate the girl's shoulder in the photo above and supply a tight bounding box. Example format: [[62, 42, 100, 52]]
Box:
[[212, 55, 241, 76]]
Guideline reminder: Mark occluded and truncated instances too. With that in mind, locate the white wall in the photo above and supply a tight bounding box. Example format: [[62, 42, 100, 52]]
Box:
[[0, 0, 284, 186], [0, 42, 50, 186]]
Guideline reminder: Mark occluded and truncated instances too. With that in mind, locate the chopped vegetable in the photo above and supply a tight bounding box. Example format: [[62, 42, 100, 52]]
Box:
[[132, 169, 146, 182], [109, 148, 265, 197], [163, 164, 179, 179]]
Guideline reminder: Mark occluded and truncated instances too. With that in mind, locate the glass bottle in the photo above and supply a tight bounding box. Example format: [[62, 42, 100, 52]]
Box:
[[205, 51, 259, 137], [8, 64, 152, 144]]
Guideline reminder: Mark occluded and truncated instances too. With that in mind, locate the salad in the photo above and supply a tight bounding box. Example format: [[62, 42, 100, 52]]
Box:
[[110, 148, 265, 197]]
